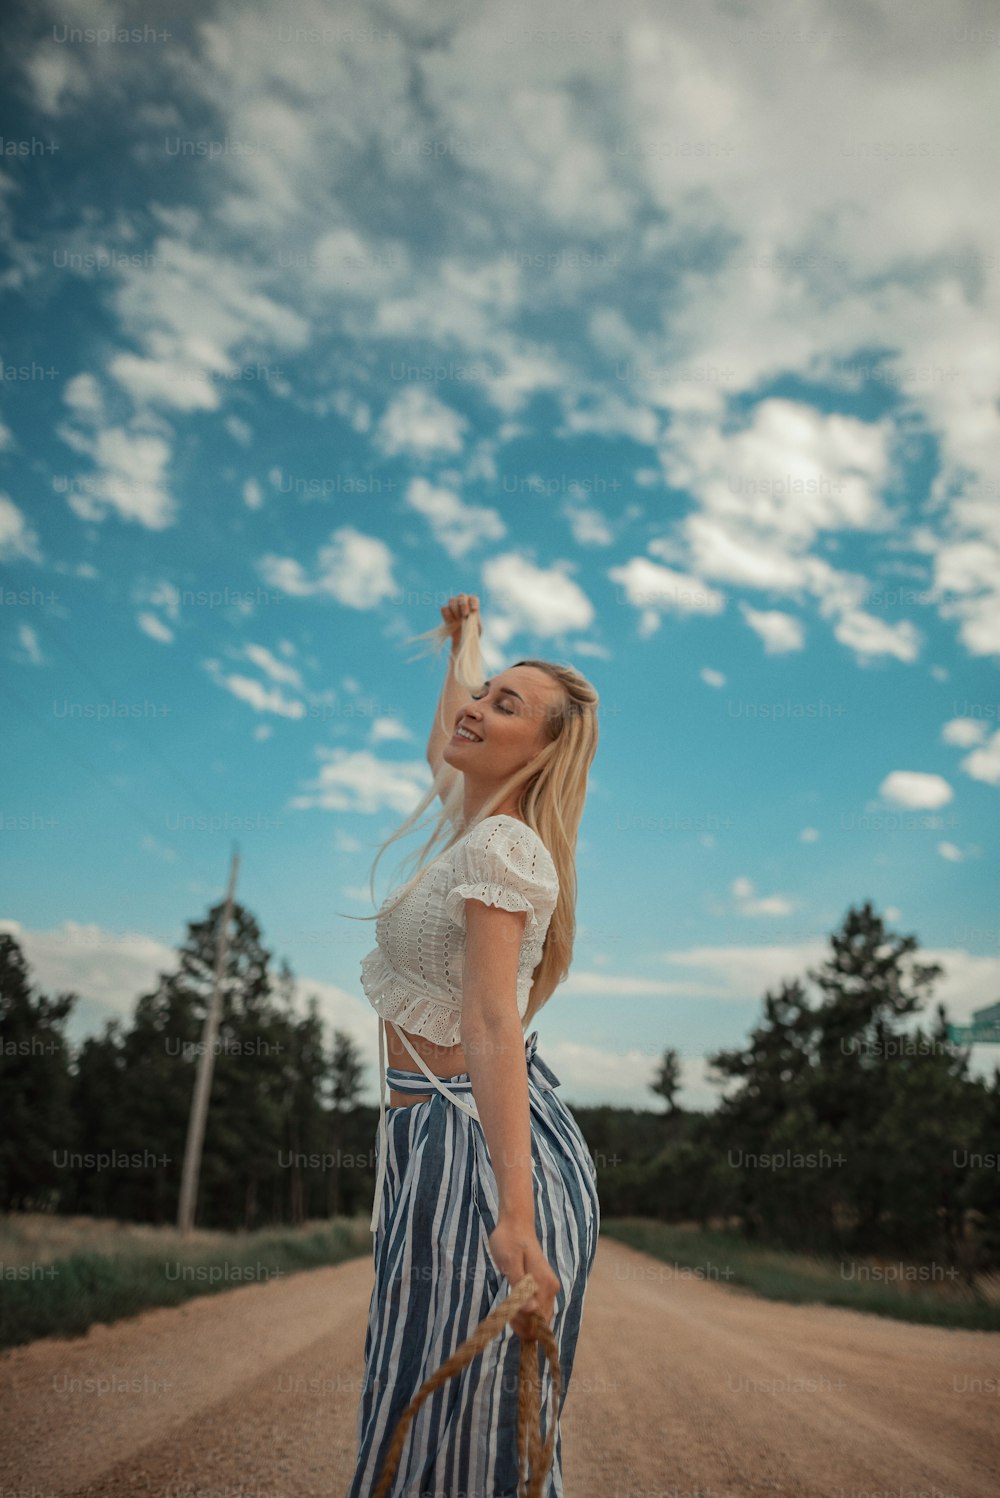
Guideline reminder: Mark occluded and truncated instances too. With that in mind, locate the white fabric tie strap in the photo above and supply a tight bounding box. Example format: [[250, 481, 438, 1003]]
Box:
[[369, 1016, 480, 1234]]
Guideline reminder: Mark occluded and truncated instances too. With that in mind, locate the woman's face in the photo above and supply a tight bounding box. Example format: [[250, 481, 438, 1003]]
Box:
[[443, 665, 562, 782]]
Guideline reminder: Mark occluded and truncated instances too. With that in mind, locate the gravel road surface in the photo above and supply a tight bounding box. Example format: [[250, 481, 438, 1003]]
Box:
[[2, 1235, 997, 1497]]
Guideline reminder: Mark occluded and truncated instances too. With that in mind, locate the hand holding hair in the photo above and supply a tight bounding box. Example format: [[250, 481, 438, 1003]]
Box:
[[441, 592, 482, 645]]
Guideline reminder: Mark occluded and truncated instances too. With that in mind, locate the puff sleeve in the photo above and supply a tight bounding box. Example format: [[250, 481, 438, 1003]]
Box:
[[444, 818, 559, 945]]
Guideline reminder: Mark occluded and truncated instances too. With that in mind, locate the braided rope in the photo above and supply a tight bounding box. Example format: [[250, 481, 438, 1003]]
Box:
[[371, 1272, 561, 1498]]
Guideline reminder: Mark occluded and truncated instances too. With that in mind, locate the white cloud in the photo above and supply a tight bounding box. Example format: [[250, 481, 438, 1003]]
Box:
[[109, 237, 310, 408], [11, 0, 999, 671], [244, 643, 304, 690], [310, 226, 410, 299], [290, 748, 431, 814], [608, 555, 725, 638], [656, 940, 1000, 1044], [558, 390, 659, 444], [0, 918, 178, 1034], [563, 503, 614, 547], [661, 399, 894, 546], [482, 552, 595, 641], [960, 729, 1000, 787], [879, 770, 954, 809], [476, 344, 565, 418], [17, 623, 44, 665], [933, 539, 999, 596], [203, 659, 305, 718], [257, 526, 397, 609], [137, 612, 174, 644], [655, 942, 832, 1006], [938, 842, 964, 861], [739, 603, 805, 654], [5, 1, 1000, 1113], [647, 396, 925, 661], [730, 876, 794, 918], [108, 350, 222, 413], [571, 638, 612, 659], [941, 717, 987, 748], [133, 580, 179, 642], [376, 386, 468, 459], [701, 667, 725, 687], [331, 388, 373, 434], [538, 1034, 718, 1112], [48, 228, 312, 532], [678, 514, 810, 592], [421, 38, 634, 234], [832, 609, 921, 663], [936, 583, 1000, 660], [140, 579, 180, 620], [21, 36, 90, 117], [405, 476, 505, 558], [0, 494, 42, 562], [563, 972, 718, 997], [370, 717, 413, 744], [58, 422, 177, 530], [63, 372, 104, 421]]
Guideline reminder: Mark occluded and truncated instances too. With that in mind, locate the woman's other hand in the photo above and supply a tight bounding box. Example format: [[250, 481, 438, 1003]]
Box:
[[441, 593, 482, 647], [487, 1218, 561, 1339]]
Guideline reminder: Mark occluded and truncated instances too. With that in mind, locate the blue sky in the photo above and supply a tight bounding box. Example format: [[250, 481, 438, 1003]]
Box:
[[2, 0, 999, 1111]]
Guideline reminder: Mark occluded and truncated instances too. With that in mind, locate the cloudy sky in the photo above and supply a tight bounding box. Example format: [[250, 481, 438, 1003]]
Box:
[[2, 0, 999, 1111]]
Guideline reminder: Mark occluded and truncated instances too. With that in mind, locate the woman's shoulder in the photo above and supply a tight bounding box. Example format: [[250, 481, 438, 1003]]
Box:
[[461, 815, 557, 875], [462, 812, 543, 842]]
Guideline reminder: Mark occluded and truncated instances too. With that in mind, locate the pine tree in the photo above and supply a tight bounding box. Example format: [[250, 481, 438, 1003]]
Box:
[[328, 1029, 365, 1218], [0, 935, 75, 1210], [650, 1047, 682, 1116]]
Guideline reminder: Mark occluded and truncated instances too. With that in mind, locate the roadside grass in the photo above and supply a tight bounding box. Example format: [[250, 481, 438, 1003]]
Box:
[[6, 1212, 998, 1350], [0, 1213, 372, 1351], [600, 1218, 1000, 1332]]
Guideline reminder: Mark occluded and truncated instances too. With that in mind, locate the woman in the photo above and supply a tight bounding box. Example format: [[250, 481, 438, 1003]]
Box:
[[340, 591, 601, 1497]]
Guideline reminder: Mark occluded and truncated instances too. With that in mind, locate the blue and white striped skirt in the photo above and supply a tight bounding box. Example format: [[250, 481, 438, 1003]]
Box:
[[345, 1029, 600, 1498]]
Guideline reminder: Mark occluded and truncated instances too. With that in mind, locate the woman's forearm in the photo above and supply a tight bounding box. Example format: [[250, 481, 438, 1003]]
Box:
[[426, 643, 468, 765], [462, 1015, 535, 1227]]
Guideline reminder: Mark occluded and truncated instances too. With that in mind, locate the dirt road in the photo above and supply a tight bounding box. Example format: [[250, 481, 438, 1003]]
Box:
[[2, 1235, 997, 1496]]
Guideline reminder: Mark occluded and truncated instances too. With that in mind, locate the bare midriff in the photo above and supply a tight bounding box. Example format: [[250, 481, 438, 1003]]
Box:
[[386, 1024, 468, 1107]]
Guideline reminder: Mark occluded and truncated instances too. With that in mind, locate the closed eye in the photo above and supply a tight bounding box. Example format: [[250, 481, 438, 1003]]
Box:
[[471, 688, 515, 715]]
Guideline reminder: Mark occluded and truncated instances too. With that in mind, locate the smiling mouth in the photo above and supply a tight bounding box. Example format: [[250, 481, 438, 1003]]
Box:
[[452, 727, 482, 743]]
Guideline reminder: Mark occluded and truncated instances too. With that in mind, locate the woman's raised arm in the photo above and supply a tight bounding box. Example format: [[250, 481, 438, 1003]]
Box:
[[426, 593, 482, 771]]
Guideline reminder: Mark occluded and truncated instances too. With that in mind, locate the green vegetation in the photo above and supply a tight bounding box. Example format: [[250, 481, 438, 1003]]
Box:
[[599, 1219, 1000, 1332], [575, 902, 1000, 1287], [0, 916, 373, 1229], [0, 1213, 372, 1350], [2, 894, 999, 1346]]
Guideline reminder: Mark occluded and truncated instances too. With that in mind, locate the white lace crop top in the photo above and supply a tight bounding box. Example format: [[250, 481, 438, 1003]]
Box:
[[359, 813, 560, 1233], [360, 813, 559, 1047]]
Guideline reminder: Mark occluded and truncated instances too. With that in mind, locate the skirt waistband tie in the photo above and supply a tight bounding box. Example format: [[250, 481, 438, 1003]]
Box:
[[369, 1018, 560, 1232]]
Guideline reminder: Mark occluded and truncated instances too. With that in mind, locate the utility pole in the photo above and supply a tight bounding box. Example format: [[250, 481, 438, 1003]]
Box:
[[177, 845, 240, 1234]]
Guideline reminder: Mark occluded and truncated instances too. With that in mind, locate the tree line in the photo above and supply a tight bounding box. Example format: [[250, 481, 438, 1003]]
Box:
[[1, 900, 997, 1274]]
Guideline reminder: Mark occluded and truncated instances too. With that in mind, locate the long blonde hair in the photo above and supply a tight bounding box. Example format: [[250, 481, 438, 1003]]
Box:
[[336, 611, 600, 1025]]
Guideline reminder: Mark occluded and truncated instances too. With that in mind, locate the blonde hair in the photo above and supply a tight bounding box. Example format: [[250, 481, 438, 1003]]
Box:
[[336, 610, 599, 1025]]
